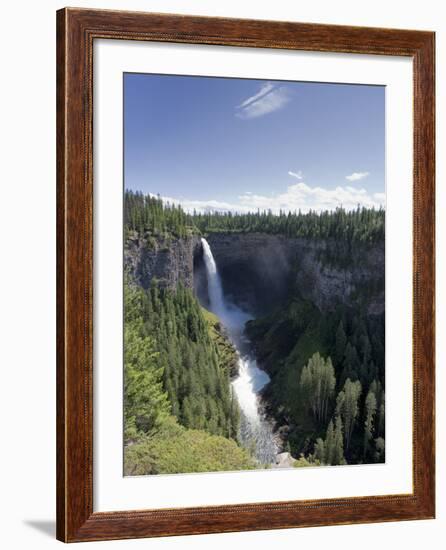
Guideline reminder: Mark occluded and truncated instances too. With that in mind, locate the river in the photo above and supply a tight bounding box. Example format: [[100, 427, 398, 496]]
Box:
[[201, 238, 278, 465]]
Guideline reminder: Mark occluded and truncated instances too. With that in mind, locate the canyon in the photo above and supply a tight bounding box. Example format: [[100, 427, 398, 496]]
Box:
[[125, 231, 384, 317]]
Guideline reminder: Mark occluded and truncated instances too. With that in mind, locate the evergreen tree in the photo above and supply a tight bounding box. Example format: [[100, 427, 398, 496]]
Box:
[[336, 378, 362, 450], [374, 436, 385, 462], [335, 321, 347, 366], [378, 400, 385, 438], [363, 389, 377, 458], [314, 438, 326, 464], [300, 352, 336, 425], [313, 416, 345, 466], [333, 415, 345, 465], [341, 343, 360, 385], [324, 419, 335, 464]]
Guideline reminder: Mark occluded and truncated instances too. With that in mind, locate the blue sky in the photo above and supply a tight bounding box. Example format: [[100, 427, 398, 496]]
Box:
[[124, 73, 385, 213]]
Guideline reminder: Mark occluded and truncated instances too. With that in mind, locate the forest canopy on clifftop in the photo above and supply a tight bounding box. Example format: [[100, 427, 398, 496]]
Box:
[[124, 190, 385, 243]]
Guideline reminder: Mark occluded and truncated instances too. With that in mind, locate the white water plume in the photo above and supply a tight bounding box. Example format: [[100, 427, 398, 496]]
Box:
[[201, 238, 225, 316]]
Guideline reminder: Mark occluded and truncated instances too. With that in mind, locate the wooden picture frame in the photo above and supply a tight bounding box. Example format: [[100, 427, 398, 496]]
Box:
[[56, 7, 435, 542]]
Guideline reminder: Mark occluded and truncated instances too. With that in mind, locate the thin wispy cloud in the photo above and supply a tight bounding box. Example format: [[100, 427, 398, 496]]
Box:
[[158, 182, 385, 216], [236, 82, 291, 119], [238, 83, 275, 109], [288, 170, 303, 180], [346, 171, 370, 182]]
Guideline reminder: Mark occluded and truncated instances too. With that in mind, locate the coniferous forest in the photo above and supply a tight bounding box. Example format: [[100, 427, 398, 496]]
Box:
[[124, 191, 385, 474], [125, 190, 385, 243], [124, 279, 254, 474]]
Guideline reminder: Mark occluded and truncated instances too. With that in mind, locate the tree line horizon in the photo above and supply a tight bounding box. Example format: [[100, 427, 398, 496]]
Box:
[[124, 190, 385, 243]]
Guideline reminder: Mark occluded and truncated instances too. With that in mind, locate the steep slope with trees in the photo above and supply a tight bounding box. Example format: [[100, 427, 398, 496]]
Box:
[[124, 278, 254, 474], [246, 296, 385, 465]]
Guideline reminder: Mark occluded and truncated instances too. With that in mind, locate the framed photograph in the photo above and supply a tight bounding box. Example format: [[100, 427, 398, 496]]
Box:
[[56, 8, 435, 542]]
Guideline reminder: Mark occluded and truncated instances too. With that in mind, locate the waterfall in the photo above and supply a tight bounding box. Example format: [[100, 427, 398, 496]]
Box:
[[201, 238, 225, 316], [200, 238, 278, 465]]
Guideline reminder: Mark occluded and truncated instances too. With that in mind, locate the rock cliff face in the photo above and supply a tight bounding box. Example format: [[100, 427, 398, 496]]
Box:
[[124, 233, 201, 290], [125, 232, 384, 316], [206, 233, 384, 316]]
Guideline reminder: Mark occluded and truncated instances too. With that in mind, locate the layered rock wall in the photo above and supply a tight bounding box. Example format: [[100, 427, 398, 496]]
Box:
[[125, 231, 384, 316]]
